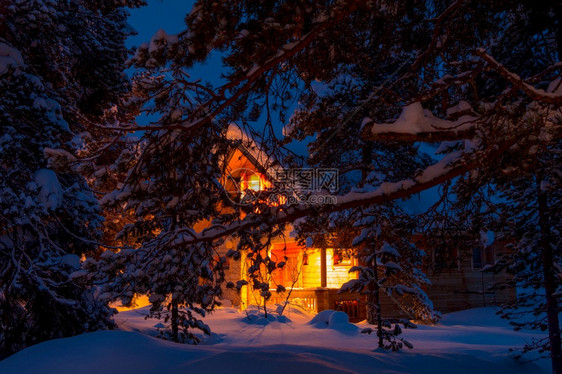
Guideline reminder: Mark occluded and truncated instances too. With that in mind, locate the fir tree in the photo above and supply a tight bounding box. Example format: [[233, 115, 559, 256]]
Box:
[[341, 206, 437, 350], [491, 109, 561, 364], [86, 26, 235, 342], [0, 0, 143, 357]]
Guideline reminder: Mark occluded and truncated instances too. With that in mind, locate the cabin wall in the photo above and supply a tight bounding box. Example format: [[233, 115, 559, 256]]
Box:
[[326, 249, 357, 288], [299, 248, 357, 288], [218, 229, 516, 318], [426, 270, 513, 312], [424, 241, 515, 312], [301, 249, 321, 288]]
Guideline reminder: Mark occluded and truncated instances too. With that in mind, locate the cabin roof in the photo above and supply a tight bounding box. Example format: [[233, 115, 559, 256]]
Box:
[[225, 123, 283, 183]]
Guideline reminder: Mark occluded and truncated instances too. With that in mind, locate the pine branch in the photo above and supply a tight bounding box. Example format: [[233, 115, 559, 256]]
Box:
[[476, 49, 562, 105]]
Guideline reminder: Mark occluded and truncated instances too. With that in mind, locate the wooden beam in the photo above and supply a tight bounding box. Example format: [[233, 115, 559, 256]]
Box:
[[320, 247, 327, 288]]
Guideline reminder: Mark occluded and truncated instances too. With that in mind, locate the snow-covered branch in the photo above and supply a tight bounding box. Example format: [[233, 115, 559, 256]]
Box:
[[99, 1, 368, 135], [476, 49, 562, 105], [361, 102, 479, 142], [167, 142, 513, 249], [176, 0, 367, 133]]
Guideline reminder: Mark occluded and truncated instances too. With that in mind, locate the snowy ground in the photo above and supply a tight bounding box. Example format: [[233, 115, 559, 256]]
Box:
[[0, 305, 550, 373]]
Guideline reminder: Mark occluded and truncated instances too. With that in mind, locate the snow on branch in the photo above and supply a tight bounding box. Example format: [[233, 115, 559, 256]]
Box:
[[167, 145, 508, 249], [361, 102, 479, 142], [476, 49, 562, 105]]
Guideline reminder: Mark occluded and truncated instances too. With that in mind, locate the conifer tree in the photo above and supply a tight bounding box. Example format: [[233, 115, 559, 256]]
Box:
[[340, 206, 436, 350], [0, 0, 143, 356], [85, 25, 237, 342]]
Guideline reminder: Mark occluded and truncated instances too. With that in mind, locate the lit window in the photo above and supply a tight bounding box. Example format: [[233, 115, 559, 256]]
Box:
[[248, 173, 262, 191], [240, 171, 271, 193], [333, 249, 352, 266]]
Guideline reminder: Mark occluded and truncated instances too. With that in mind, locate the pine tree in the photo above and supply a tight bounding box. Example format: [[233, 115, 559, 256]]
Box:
[[228, 220, 288, 319], [85, 26, 237, 342], [492, 111, 561, 364], [87, 122, 229, 342], [341, 206, 437, 350], [436, 95, 562, 367], [0, 0, 143, 357]]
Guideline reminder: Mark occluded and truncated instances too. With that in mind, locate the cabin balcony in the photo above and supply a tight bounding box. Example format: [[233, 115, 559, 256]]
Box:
[[268, 288, 367, 322]]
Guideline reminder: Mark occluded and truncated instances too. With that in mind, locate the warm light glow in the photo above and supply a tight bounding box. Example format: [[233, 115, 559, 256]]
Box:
[[248, 174, 261, 191], [240, 171, 271, 193], [110, 294, 151, 312], [269, 245, 357, 291]]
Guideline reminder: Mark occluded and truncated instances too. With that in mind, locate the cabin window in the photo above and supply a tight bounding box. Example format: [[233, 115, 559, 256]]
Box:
[[333, 249, 352, 266], [247, 173, 261, 191], [472, 248, 482, 268], [431, 247, 460, 270], [485, 246, 495, 265], [240, 171, 271, 194], [472, 247, 495, 269]]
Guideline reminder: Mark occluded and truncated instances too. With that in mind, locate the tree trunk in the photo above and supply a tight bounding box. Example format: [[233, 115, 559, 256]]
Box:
[[367, 251, 384, 349], [366, 292, 377, 325], [555, 5, 562, 61], [169, 215, 180, 343], [374, 270, 383, 348], [538, 180, 562, 374], [362, 144, 383, 347], [171, 297, 179, 343]]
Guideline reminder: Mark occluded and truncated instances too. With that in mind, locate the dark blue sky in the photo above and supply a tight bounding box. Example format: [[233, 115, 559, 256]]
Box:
[[127, 0, 191, 48], [127, 0, 223, 85]]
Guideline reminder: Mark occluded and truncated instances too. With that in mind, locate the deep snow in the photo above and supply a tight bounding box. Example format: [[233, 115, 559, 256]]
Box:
[[0, 306, 550, 374]]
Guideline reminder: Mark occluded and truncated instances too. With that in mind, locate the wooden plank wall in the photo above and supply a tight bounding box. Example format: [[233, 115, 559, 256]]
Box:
[[218, 236, 516, 317]]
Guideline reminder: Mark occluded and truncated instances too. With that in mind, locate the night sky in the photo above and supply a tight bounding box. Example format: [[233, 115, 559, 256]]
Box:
[[128, 0, 224, 85]]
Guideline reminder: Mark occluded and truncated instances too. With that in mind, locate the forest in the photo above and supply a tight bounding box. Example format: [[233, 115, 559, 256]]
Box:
[[0, 0, 560, 372]]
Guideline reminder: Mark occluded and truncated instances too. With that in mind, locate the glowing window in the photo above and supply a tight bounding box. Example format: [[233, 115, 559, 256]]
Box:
[[240, 171, 271, 193]]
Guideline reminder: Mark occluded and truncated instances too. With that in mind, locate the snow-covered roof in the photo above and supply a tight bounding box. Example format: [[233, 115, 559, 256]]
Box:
[[226, 123, 283, 183]]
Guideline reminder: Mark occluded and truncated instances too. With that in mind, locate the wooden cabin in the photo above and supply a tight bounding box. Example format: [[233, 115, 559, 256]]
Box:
[[217, 127, 515, 321]]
